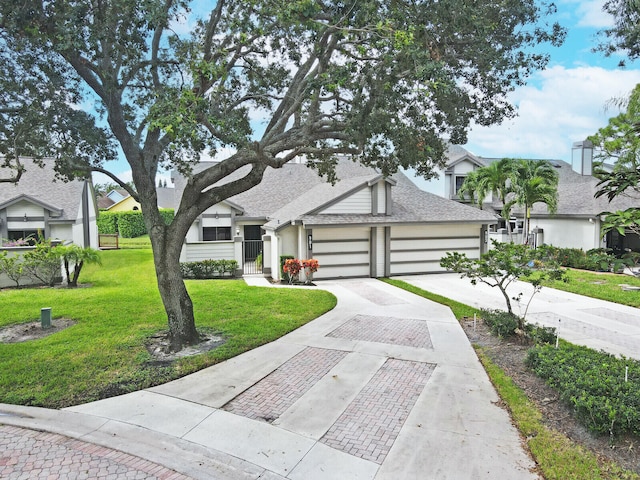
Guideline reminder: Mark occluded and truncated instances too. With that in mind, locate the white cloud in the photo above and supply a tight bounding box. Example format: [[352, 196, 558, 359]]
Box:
[[465, 66, 640, 161], [575, 0, 614, 28]]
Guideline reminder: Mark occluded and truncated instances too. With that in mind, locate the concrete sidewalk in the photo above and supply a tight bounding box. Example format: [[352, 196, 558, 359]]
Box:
[[0, 277, 538, 479], [398, 273, 640, 361]]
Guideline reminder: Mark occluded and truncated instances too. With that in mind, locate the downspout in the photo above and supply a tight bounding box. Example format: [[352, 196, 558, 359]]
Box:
[[82, 181, 90, 247]]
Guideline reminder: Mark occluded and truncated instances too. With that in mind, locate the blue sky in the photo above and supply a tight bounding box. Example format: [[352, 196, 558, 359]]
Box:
[[96, 0, 640, 186], [463, 0, 640, 163]]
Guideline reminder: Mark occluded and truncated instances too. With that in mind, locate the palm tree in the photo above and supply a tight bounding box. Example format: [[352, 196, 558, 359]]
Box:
[[457, 170, 483, 206], [509, 159, 559, 243], [459, 157, 518, 238], [59, 245, 102, 287]]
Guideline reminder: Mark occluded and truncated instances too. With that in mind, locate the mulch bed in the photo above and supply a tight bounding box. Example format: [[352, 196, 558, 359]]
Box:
[[461, 317, 639, 475]]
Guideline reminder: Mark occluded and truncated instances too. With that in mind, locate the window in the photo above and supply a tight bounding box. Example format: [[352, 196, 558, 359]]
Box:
[[454, 176, 466, 195], [8, 230, 38, 245], [203, 227, 232, 241]]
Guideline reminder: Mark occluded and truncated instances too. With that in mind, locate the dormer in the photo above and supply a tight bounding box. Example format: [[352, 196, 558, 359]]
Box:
[[444, 155, 485, 201], [316, 176, 396, 216]]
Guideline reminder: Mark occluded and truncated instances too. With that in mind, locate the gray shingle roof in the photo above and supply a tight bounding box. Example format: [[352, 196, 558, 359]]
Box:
[[0, 158, 86, 222], [515, 160, 640, 217], [173, 159, 497, 228]]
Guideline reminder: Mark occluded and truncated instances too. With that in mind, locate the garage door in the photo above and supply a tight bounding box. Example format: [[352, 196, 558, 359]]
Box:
[[389, 225, 480, 276], [312, 227, 370, 279]]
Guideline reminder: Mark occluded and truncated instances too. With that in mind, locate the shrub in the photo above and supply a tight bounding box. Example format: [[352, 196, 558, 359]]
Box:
[[302, 259, 319, 284], [525, 324, 557, 345], [280, 255, 294, 282], [0, 251, 25, 287], [543, 245, 636, 273], [97, 210, 173, 237], [526, 343, 640, 437], [481, 309, 519, 338], [159, 209, 174, 226], [22, 241, 62, 287], [180, 259, 238, 279], [283, 258, 302, 284]]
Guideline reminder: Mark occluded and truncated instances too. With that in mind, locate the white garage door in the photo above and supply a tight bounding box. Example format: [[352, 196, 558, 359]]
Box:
[[389, 225, 480, 275], [312, 227, 370, 279]]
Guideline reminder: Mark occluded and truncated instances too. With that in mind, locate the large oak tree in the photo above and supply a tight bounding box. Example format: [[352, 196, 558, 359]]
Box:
[[0, 30, 115, 182], [1, 0, 564, 350]]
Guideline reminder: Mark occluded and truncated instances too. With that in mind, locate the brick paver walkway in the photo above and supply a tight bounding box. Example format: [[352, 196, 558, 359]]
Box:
[[320, 358, 435, 464], [223, 347, 348, 422], [0, 425, 190, 479], [327, 314, 433, 349]]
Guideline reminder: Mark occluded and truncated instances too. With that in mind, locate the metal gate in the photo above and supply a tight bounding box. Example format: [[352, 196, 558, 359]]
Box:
[[243, 240, 263, 274]]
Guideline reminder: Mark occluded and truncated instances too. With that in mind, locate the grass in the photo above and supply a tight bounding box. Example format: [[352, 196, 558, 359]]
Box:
[[543, 268, 640, 308], [117, 234, 152, 249], [383, 278, 639, 480], [0, 249, 336, 408]]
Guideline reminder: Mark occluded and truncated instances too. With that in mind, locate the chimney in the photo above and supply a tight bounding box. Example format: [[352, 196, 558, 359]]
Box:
[[571, 140, 594, 176]]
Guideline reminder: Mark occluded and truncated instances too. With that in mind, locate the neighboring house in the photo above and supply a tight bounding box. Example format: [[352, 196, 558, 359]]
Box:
[[0, 157, 99, 287], [106, 187, 174, 212], [417, 145, 488, 201], [0, 158, 98, 248], [416, 143, 640, 252], [96, 188, 128, 210], [507, 158, 640, 252], [173, 159, 497, 280]]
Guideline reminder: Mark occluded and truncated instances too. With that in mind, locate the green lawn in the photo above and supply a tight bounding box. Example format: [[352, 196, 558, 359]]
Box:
[[0, 249, 336, 408], [117, 234, 152, 249], [544, 268, 640, 307]]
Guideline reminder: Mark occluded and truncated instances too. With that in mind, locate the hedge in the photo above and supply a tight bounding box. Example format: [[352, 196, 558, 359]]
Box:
[[97, 212, 118, 234], [180, 259, 238, 279], [117, 211, 147, 238], [97, 209, 174, 238], [526, 342, 640, 437]]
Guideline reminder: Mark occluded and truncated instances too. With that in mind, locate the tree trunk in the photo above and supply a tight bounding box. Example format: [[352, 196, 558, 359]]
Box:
[[150, 227, 200, 351], [523, 207, 530, 244], [498, 284, 513, 314]]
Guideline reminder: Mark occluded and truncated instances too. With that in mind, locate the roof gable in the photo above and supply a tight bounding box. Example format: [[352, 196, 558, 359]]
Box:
[[445, 145, 485, 169], [0, 158, 87, 222], [0, 194, 63, 216]]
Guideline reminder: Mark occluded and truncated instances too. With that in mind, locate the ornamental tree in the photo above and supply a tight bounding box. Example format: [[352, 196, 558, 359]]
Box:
[[1, 0, 565, 351], [440, 241, 566, 326]]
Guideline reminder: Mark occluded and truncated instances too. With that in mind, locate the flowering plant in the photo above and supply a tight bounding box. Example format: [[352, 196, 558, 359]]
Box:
[[302, 259, 319, 284], [1, 237, 31, 247], [283, 258, 302, 284]]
